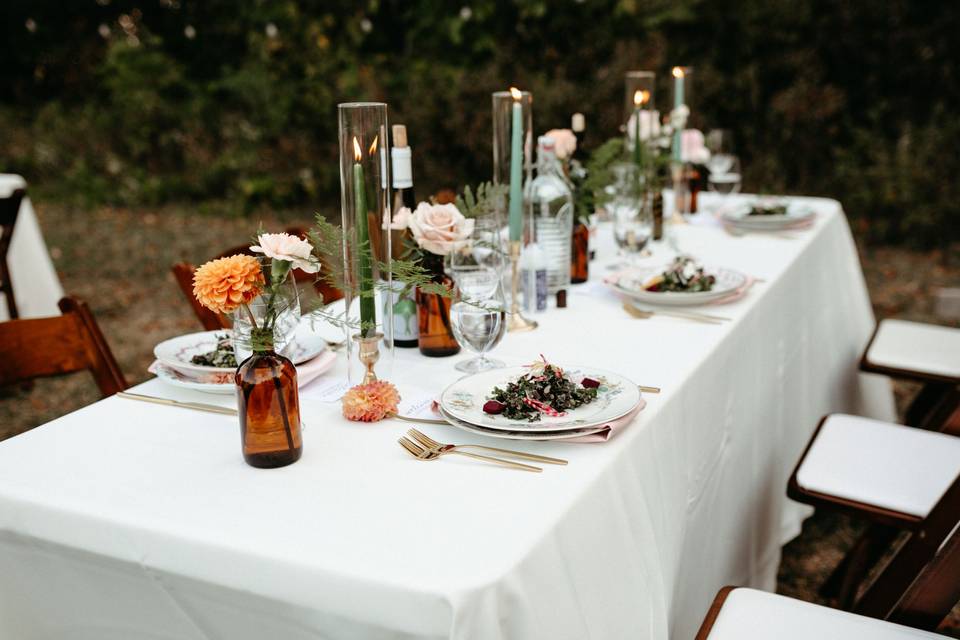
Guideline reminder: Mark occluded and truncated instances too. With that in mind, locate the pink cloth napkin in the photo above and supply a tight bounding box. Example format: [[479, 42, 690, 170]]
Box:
[[149, 348, 336, 389], [430, 397, 646, 444]]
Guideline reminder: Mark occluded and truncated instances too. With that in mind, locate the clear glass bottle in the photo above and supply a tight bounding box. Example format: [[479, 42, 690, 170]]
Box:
[[526, 136, 573, 294]]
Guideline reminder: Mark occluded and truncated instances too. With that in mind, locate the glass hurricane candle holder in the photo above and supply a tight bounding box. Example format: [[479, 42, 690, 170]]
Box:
[[338, 102, 394, 383], [492, 89, 537, 332]]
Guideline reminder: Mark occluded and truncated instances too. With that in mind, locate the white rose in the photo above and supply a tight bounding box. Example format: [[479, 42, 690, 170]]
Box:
[[250, 232, 319, 273], [669, 104, 689, 131], [626, 110, 661, 146], [544, 128, 578, 159], [408, 202, 474, 256], [680, 129, 711, 164]]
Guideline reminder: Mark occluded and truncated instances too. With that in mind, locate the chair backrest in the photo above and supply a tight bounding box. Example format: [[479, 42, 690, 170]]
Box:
[[171, 227, 343, 331], [855, 471, 960, 630], [0, 296, 128, 396], [0, 188, 25, 319]]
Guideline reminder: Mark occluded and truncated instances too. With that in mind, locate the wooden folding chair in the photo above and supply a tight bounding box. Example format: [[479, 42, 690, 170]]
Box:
[[0, 296, 128, 396], [861, 320, 960, 433], [0, 188, 25, 319], [694, 586, 954, 639], [787, 414, 960, 609], [171, 227, 343, 331]]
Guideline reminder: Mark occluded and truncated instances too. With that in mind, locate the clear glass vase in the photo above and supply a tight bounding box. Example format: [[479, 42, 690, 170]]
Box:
[[231, 262, 300, 364]]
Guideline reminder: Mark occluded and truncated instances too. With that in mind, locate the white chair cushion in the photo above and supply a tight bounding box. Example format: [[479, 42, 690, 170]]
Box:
[[0, 174, 27, 199], [706, 588, 951, 639], [796, 414, 960, 518], [866, 319, 960, 380]]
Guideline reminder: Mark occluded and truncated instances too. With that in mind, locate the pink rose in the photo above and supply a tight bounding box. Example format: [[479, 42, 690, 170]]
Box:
[[408, 202, 474, 256], [681, 129, 711, 164], [250, 232, 319, 273], [544, 128, 578, 159]]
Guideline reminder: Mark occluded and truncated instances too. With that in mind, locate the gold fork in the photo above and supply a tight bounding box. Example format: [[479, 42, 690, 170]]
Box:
[[407, 428, 567, 465], [398, 436, 542, 472]]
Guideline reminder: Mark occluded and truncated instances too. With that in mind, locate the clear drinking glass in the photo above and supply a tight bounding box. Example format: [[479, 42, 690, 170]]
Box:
[[448, 220, 507, 373], [610, 162, 652, 263], [707, 155, 742, 195]]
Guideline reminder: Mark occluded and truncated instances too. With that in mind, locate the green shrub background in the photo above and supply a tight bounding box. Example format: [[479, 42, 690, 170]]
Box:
[[1, 0, 957, 247]]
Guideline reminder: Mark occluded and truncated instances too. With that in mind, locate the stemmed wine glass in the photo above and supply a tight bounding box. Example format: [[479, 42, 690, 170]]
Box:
[[609, 162, 652, 266], [705, 130, 742, 200], [447, 216, 508, 373]]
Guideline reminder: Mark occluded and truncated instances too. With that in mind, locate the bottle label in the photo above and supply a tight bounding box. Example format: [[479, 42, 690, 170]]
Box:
[[383, 282, 419, 342], [535, 269, 548, 311], [392, 148, 413, 189]]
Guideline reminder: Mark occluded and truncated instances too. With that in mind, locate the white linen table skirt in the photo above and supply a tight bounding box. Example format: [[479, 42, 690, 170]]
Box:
[[0, 194, 894, 639], [0, 174, 64, 319]]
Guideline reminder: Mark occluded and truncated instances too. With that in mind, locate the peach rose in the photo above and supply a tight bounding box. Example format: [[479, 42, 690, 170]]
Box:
[[250, 232, 319, 273], [544, 128, 578, 159], [408, 202, 474, 256], [192, 254, 264, 314], [384, 206, 412, 231]]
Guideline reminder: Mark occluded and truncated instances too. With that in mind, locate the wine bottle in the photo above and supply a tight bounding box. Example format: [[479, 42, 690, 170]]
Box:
[[389, 124, 419, 348]]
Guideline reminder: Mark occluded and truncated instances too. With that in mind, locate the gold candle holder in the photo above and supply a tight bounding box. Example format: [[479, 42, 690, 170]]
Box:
[[352, 332, 384, 385], [507, 240, 538, 332], [670, 163, 689, 224]]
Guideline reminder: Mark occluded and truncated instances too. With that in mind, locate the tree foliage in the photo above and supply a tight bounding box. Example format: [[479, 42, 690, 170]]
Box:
[[0, 0, 957, 247]]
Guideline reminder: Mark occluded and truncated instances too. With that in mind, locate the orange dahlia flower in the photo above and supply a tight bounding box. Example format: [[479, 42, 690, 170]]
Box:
[[342, 380, 401, 422], [192, 254, 265, 314]]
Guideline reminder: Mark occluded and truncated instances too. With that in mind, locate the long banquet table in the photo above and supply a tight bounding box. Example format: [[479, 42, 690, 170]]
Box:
[[0, 194, 895, 639]]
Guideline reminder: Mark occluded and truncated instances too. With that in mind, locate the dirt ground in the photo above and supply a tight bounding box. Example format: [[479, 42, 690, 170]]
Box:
[[1, 203, 958, 633]]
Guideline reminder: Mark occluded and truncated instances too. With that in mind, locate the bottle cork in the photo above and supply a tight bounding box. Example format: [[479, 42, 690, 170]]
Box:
[[392, 124, 408, 148], [571, 113, 585, 132]]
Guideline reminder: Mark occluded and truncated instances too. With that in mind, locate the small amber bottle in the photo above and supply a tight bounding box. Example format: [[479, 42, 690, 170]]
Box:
[[571, 221, 589, 284], [416, 252, 460, 357], [235, 330, 302, 468]]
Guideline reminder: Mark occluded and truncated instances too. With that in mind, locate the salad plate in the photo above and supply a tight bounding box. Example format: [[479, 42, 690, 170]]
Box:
[[612, 260, 747, 307], [439, 362, 641, 432], [437, 406, 610, 441], [154, 320, 326, 378], [720, 199, 815, 229]]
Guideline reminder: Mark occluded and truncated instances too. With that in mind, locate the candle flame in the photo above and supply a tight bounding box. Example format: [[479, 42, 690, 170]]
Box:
[[368, 134, 378, 156], [509, 87, 522, 101], [352, 136, 362, 162], [634, 89, 650, 107], [672, 66, 685, 78]]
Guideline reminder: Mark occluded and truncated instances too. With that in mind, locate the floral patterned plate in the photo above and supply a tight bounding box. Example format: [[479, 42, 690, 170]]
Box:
[[437, 406, 609, 441], [612, 265, 746, 306], [439, 365, 641, 432], [154, 321, 325, 378]]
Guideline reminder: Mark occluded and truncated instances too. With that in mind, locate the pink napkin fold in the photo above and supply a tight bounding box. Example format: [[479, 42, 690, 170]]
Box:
[[149, 348, 337, 389], [429, 397, 646, 444], [708, 276, 755, 306]]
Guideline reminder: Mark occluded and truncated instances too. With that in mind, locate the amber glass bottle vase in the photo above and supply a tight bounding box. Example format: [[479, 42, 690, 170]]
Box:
[[235, 328, 302, 468], [416, 251, 460, 357], [571, 221, 589, 284]]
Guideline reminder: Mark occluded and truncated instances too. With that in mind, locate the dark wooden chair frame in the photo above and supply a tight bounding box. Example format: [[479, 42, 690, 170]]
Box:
[[0, 188, 25, 320], [171, 227, 343, 331], [787, 413, 960, 615], [0, 296, 128, 397]]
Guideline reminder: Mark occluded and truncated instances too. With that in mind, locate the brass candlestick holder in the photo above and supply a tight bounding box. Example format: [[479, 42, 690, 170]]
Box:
[[507, 240, 538, 332], [352, 332, 384, 385], [670, 163, 689, 224]]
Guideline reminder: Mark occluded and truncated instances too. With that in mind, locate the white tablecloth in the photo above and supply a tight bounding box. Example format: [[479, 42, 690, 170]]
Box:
[[0, 174, 64, 319], [0, 195, 894, 639]]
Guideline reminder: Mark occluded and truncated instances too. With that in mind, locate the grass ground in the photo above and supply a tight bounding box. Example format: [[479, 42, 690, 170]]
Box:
[[1, 203, 958, 633]]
